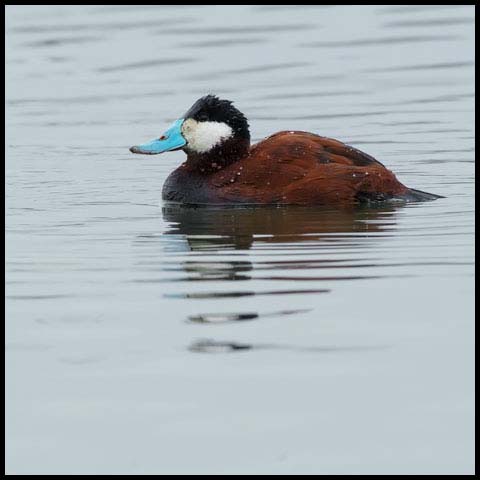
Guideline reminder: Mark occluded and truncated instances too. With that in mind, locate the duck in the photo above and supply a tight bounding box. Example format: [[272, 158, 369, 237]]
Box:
[[130, 95, 442, 206]]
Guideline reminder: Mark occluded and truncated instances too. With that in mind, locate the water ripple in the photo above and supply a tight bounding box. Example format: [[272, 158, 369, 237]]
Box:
[[98, 58, 196, 73], [302, 35, 460, 47]]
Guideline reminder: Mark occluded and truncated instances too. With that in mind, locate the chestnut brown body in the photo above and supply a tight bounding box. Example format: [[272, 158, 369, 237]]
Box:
[[162, 131, 437, 206]]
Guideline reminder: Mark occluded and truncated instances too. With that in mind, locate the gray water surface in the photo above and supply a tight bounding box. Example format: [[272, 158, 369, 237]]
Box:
[[5, 5, 475, 475]]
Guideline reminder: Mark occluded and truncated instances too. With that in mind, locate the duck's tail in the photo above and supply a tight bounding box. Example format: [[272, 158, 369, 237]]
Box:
[[356, 188, 444, 204], [403, 188, 445, 202]]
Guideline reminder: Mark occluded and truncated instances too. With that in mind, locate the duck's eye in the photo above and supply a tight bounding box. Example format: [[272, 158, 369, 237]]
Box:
[[159, 135, 168, 140]]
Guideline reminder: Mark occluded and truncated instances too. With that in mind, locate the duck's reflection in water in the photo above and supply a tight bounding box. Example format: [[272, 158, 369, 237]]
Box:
[[162, 203, 400, 251], [161, 203, 401, 283], [160, 203, 404, 352]]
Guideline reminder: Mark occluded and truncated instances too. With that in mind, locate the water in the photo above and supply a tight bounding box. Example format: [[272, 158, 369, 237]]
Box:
[[5, 5, 474, 475]]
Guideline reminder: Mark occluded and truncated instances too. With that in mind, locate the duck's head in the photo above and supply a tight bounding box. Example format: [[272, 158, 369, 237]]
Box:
[[130, 95, 250, 159]]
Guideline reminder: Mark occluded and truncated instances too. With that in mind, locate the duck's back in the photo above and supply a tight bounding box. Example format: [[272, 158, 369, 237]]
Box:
[[207, 131, 412, 205]]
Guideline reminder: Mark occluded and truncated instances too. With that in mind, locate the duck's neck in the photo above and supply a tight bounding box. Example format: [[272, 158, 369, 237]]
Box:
[[184, 138, 250, 174]]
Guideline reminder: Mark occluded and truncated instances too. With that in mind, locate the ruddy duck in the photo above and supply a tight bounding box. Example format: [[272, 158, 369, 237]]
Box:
[[130, 95, 442, 206]]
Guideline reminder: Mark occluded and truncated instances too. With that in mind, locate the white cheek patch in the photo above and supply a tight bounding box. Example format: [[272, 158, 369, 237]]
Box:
[[182, 119, 233, 153]]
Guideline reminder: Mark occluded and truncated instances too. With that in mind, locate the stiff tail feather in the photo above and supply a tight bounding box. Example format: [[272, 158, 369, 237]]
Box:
[[403, 188, 444, 202]]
